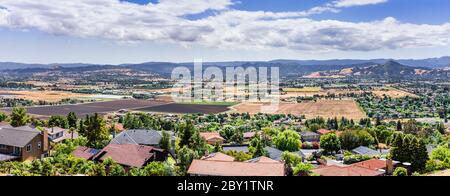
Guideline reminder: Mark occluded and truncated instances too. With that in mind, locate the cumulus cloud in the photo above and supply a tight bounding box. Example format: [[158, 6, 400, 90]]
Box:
[[0, 0, 449, 53]]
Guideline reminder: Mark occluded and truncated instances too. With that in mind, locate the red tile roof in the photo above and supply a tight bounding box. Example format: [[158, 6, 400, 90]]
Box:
[[94, 144, 160, 168], [317, 129, 332, 135], [188, 159, 285, 176], [351, 159, 395, 171], [313, 165, 384, 176]]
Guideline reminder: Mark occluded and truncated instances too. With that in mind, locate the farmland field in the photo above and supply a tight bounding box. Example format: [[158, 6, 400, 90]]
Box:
[[136, 103, 232, 114], [282, 87, 322, 92], [231, 100, 366, 120], [371, 88, 417, 98], [0, 90, 89, 102], [1, 99, 169, 117]]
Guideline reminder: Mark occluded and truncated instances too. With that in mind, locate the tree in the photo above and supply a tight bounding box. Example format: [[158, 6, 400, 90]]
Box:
[[83, 113, 109, 148], [389, 132, 428, 172], [177, 120, 196, 148], [213, 142, 223, 153], [436, 122, 446, 134], [396, 120, 403, 132], [48, 115, 68, 128], [230, 129, 244, 144], [293, 163, 314, 176], [0, 112, 7, 122], [273, 130, 302, 152], [393, 167, 408, 176], [67, 112, 78, 129], [281, 152, 303, 167], [108, 164, 126, 176], [159, 130, 172, 151], [10, 107, 29, 127], [340, 130, 375, 150], [249, 134, 268, 158], [219, 125, 235, 141], [320, 133, 341, 154], [177, 146, 198, 175]]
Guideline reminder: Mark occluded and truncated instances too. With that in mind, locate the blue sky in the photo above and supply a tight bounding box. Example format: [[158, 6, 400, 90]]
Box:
[[0, 0, 450, 64]]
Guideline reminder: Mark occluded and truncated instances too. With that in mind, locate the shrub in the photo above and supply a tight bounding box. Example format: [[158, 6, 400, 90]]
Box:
[[343, 154, 372, 164], [393, 167, 408, 176]]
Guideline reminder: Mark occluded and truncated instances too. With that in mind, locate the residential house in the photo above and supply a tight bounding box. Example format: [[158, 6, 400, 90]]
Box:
[[46, 127, 79, 143], [312, 165, 384, 176], [352, 146, 381, 157], [200, 132, 225, 145], [313, 159, 396, 176], [300, 132, 321, 142], [352, 159, 397, 175], [93, 143, 168, 168], [0, 126, 49, 162], [110, 129, 176, 147], [188, 153, 285, 176]]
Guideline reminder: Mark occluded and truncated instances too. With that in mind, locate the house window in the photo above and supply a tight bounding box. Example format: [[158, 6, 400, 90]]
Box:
[[26, 144, 32, 152], [38, 142, 42, 149], [0, 144, 7, 149]]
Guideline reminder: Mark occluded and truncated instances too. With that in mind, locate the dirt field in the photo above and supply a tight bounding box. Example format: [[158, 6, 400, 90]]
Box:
[[372, 89, 417, 98], [0, 90, 88, 102], [231, 100, 366, 120], [136, 103, 232, 114]]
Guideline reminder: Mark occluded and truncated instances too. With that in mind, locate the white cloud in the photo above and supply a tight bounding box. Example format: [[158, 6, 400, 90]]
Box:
[[333, 0, 388, 8], [0, 0, 449, 54]]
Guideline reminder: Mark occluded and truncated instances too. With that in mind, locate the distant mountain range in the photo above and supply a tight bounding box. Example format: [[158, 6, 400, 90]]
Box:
[[1, 57, 450, 79], [304, 60, 449, 79], [1, 56, 450, 70]]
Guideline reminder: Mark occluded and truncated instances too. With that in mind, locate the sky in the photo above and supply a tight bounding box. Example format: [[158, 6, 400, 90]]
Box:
[[0, 0, 450, 64]]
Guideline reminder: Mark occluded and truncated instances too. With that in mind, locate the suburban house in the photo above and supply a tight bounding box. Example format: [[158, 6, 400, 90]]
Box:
[[313, 159, 396, 176], [188, 153, 285, 176], [352, 146, 382, 157], [46, 127, 79, 143], [92, 143, 168, 168], [300, 131, 321, 142], [199, 132, 225, 145], [0, 126, 49, 162], [110, 129, 176, 147]]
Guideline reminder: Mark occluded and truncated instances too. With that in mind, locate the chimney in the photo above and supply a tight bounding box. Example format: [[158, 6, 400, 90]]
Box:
[[42, 129, 49, 153], [386, 159, 394, 175]]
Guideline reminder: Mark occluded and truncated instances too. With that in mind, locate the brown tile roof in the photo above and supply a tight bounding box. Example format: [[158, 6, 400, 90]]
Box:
[[243, 132, 256, 139], [200, 132, 225, 142], [94, 144, 160, 168], [248, 157, 282, 164], [313, 165, 384, 176], [188, 160, 285, 176], [72, 146, 100, 160], [202, 153, 235, 162]]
